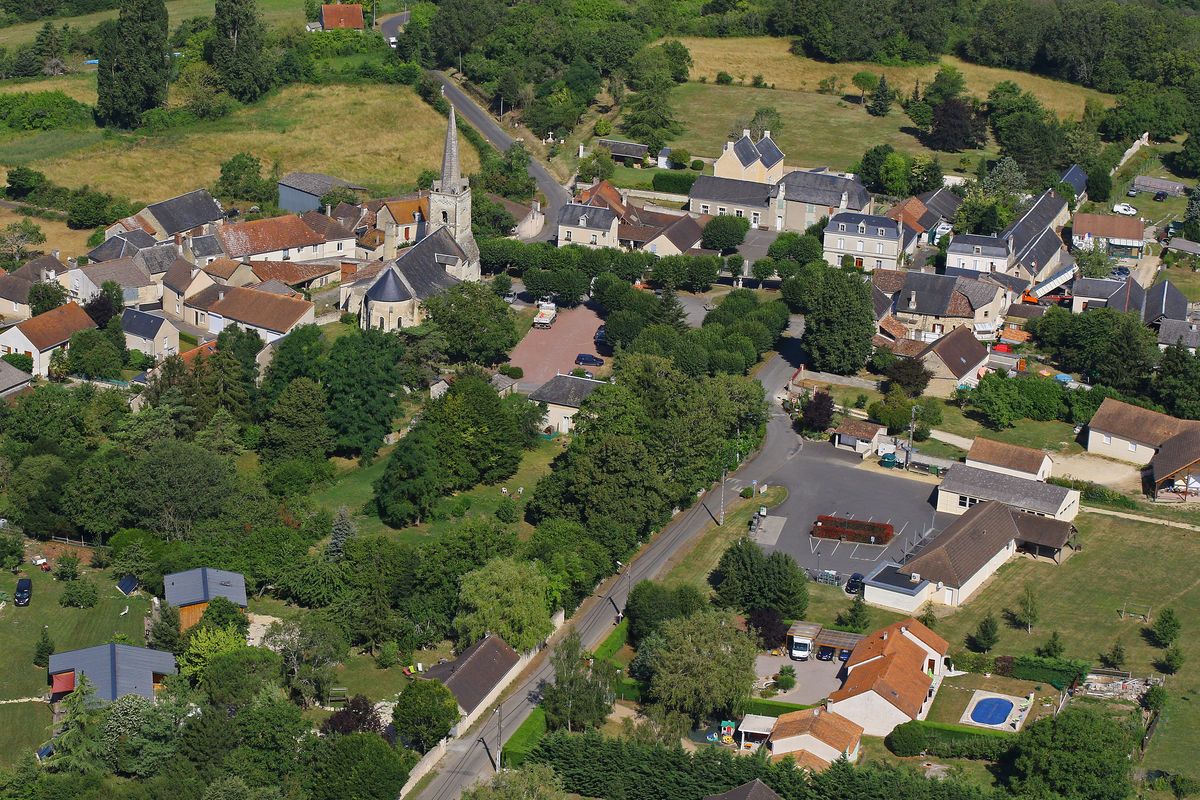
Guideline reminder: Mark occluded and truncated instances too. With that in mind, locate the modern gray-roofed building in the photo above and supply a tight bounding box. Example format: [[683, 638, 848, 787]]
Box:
[[823, 212, 916, 271], [48, 644, 177, 702], [278, 172, 367, 214], [1069, 276, 1185, 327], [342, 226, 465, 331], [108, 189, 224, 243], [936, 463, 1080, 520], [946, 190, 1068, 281], [1132, 175, 1187, 197], [1166, 238, 1200, 257], [1143, 280, 1188, 327], [529, 374, 607, 433], [422, 634, 522, 733], [556, 202, 619, 249], [0, 358, 32, 397], [1158, 318, 1200, 353], [164, 567, 248, 631], [714, 130, 786, 184], [121, 308, 179, 359], [88, 229, 156, 262], [1059, 164, 1089, 201]]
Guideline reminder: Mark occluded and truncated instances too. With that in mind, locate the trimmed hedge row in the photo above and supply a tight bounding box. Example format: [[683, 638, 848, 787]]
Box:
[[652, 171, 697, 194], [951, 652, 1089, 690], [742, 698, 818, 718], [885, 720, 1014, 760]]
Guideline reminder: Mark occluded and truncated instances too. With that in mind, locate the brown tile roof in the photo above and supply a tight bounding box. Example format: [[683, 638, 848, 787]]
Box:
[[833, 418, 884, 440], [299, 210, 355, 242], [845, 618, 949, 667], [204, 258, 244, 281], [115, 214, 157, 236], [16, 301, 97, 351], [879, 315, 908, 340], [945, 290, 975, 317], [321, 2, 363, 28], [871, 270, 906, 294], [1151, 428, 1200, 483], [1089, 398, 1197, 448], [216, 216, 325, 259], [163, 257, 199, 294], [618, 223, 661, 244], [898, 501, 1020, 589], [967, 438, 1049, 476], [782, 750, 832, 773], [659, 214, 704, 252], [918, 326, 988, 380], [185, 284, 227, 312], [180, 340, 217, 366], [575, 180, 629, 220], [358, 229, 385, 248], [422, 635, 520, 714], [770, 708, 863, 753], [1011, 513, 1073, 549], [887, 197, 928, 234], [382, 195, 429, 225], [250, 260, 339, 286], [1072, 213, 1144, 242], [210, 286, 313, 334]]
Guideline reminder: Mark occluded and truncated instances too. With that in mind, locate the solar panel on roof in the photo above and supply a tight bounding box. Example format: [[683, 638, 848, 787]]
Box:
[[116, 574, 140, 596]]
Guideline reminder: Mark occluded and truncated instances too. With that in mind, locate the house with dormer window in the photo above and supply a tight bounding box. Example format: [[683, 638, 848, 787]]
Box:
[[555, 203, 619, 249], [823, 212, 916, 271]]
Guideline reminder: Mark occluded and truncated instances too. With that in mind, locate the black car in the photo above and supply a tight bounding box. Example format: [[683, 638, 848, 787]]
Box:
[[1154, 191, 1168, 202], [594, 324, 606, 343], [816, 645, 836, 661], [845, 573, 865, 595], [14, 577, 32, 606], [575, 353, 604, 367]]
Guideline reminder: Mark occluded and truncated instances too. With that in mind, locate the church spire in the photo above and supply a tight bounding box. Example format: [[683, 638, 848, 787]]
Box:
[[439, 105, 461, 192]]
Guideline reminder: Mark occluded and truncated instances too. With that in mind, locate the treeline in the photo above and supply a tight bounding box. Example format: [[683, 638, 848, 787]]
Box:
[[0, 0, 117, 26], [6, 166, 138, 230]]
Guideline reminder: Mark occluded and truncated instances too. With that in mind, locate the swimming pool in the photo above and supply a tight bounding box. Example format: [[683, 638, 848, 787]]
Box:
[[970, 697, 1014, 726]]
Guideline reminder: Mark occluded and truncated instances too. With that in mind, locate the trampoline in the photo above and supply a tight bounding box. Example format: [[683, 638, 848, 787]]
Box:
[[970, 697, 1014, 726]]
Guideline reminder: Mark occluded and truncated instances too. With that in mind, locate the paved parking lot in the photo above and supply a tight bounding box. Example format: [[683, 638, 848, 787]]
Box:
[[508, 303, 604, 389], [756, 653, 843, 705]]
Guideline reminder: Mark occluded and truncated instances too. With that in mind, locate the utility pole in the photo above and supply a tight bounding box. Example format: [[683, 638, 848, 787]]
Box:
[[719, 468, 725, 526], [905, 403, 918, 469], [494, 706, 503, 772]]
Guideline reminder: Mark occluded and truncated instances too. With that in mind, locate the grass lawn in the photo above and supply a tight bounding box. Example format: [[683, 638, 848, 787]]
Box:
[[673, 38, 1113, 119], [0, 702, 53, 767], [806, 582, 907, 631], [502, 706, 547, 767], [320, 321, 356, 344], [911, 437, 967, 462], [932, 512, 1200, 778], [1101, 143, 1191, 230], [607, 163, 712, 191], [0, 566, 151, 700], [857, 735, 1002, 790], [927, 673, 1057, 728], [1156, 264, 1200, 302], [0, 84, 478, 203], [0, 0, 303, 47], [935, 402, 1083, 455]]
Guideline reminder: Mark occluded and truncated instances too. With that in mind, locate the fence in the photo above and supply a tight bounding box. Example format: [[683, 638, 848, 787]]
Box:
[[1111, 133, 1150, 176]]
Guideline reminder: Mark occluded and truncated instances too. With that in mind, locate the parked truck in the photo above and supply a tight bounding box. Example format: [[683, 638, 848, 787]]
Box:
[[787, 622, 823, 661], [533, 302, 557, 329]]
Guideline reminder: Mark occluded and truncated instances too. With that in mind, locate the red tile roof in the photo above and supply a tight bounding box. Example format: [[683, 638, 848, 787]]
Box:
[[830, 618, 947, 719], [321, 3, 364, 28], [1072, 213, 1143, 242], [216, 216, 325, 259], [250, 260, 339, 286], [16, 301, 97, 351]]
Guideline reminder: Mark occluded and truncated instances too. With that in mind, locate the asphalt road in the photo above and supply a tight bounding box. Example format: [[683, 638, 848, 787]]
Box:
[[431, 72, 570, 243], [379, 10, 410, 41]]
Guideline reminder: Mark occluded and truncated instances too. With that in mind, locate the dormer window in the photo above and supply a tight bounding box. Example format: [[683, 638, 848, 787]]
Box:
[[974, 246, 981, 254], [858, 224, 866, 234], [878, 228, 885, 236], [838, 223, 846, 232]]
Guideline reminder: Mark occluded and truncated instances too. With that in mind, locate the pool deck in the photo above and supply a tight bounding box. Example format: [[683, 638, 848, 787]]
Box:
[[959, 689, 1032, 732]]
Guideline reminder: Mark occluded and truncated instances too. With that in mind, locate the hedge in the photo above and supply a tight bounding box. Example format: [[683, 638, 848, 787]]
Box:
[[951, 651, 1088, 690], [652, 171, 697, 194], [1048, 476, 1138, 509], [742, 698, 818, 717], [885, 720, 1014, 760]]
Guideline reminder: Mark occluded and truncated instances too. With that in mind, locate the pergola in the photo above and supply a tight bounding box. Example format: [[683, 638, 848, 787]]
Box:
[[1150, 429, 1200, 503]]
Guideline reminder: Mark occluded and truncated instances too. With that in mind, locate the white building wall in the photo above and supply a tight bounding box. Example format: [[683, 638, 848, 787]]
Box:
[[864, 582, 932, 614], [827, 693, 911, 737], [0, 327, 50, 376], [770, 733, 850, 764], [955, 540, 1016, 604], [963, 456, 1051, 482], [1086, 428, 1154, 463]]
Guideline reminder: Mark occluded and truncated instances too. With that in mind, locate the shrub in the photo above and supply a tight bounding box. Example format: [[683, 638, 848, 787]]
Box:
[[740, 487, 754, 499], [376, 641, 400, 668], [690, 159, 703, 171], [498, 364, 524, 379], [1010, 655, 1090, 689], [339, 312, 357, 325], [594, 118, 612, 136], [886, 721, 928, 756], [951, 650, 995, 673], [1048, 477, 1137, 509], [651, 171, 697, 194], [60, 578, 98, 608], [496, 496, 519, 524], [775, 665, 796, 690], [670, 148, 691, 169], [1, 352, 33, 374], [715, 71, 733, 85]]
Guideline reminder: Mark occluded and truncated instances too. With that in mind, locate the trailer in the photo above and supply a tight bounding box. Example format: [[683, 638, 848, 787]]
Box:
[[533, 302, 557, 329]]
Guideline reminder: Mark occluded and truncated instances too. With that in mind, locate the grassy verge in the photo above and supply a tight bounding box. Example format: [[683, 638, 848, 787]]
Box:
[[0, 565, 150, 700], [1156, 264, 1200, 302], [0, 702, 52, 766], [594, 619, 628, 663], [806, 582, 908, 632], [501, 706, 547, 767], [935, 402, 1082, 454], [932, 512, 1200, 777], [911, 437, 967, 462]]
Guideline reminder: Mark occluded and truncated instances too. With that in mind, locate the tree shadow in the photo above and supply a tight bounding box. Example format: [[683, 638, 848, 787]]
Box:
[[1001, 608, 1025, 631]]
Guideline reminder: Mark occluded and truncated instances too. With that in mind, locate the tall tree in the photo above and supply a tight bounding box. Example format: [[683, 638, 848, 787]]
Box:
[[462, 765, 569, 800], [620, 75, 681, 155], [28, 281, 66, 316], [424, 282, 517, 365], [392, 680, 459, 753], [261, 377, 333, 464], [261, 323, 325, 401], [1016, 582, 1039, 633], [648, 609, 757, 722], [49, 676, 105, 774], [95, 0, 169, 128], [211, 0, 271, 102], [326, 507, 357, 562], [802, 269, 874, 374], [541, 629, 616, 733], [324, 329, 400, 459], [456, 556, 552, 652]]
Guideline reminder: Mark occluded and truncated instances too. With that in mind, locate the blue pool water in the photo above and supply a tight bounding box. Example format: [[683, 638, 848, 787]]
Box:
[[971, 697, 1014, 725]]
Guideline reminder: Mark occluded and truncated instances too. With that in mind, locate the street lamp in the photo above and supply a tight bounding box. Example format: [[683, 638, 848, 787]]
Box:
[[493, 706, 503, 772]]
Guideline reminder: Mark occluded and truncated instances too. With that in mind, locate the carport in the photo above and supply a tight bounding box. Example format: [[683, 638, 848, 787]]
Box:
[[815, 629, 865, 653], [737, 714, 776, 751]]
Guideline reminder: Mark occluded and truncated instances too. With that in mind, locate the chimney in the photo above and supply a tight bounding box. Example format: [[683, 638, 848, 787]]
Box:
[[910, 572, 921, 583], [218, 290, 225, 301], [326, 204, 333, 217], [840, 190, 848, 208], [51, 249, 60, 260], [743, 129, 751, 138], [763, 130, 771, 140], [882, 632, 888, 640], [908, 290, 917, 309]]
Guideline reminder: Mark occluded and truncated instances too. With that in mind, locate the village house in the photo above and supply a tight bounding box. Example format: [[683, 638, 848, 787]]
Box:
[[826, 618, 948, 737], [1071, 213, 1145, 258], [823, 212, 915, 271], [121, 308, 179, 360], [946, 190, 1069, 281], [375, 194, 429, 259], [830, 419, 887, 459], [277, 172, 365, 213], [0, 254, 66, 321], [556, 203, 619, 248], [1150, 429, 1200, 503], [66, 257, 158, 306], [873, 270, 1009, 343], [863, 502, 1075, 612], [216, 215, 332, 263], [528, 374, 606, 434], [1086, 397, 1200, 464], [249, 260, 340, 292], [689, 169, 872, 232], [192, 285, 315, 343], [420, 635, 522, 734], [0, 301, 96, 376], [1059, 164, 1089, 204], [0, 359, 32, 397], [318, 2, 364, 29], [48, 644, 176, 703], [203, 258, 259, 288], [297, 211, 357, 259], [766, 707, 863, 771], [592, 138, 671, 168], [886, 187, 962, 246], [936, 464, 1080, 520], [486, 192, 544, 240], [88, 229, 156, 262], [570, 179, 706, 254], [1158, 318, 1200, 353], [965, 437, 1052, 481], [162, 259, 217, 319], [916, 325, 990, 396], [164, 567, 248, 632], [106, 189, 224, 244], [713, 130, 785, 184]]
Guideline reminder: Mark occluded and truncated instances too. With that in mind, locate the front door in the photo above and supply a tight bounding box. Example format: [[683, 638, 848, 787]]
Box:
[[776, 215, 783, 231]]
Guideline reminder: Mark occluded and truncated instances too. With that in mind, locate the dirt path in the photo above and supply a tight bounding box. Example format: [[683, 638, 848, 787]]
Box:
[[1054, 453, 1142, 491]]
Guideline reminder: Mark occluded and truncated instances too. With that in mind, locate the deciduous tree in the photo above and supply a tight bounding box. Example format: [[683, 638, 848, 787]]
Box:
[[456, 556, 552, 652], [393, 680, 459, 753], [649, 609, 757, 721]]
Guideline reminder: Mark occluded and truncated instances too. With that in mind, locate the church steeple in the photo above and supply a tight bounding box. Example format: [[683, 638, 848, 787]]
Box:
[[428, 103, 480, 279], [436, 105, 463, 194]]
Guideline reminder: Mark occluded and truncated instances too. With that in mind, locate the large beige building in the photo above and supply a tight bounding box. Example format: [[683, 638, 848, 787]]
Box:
[[823, 212, 915, 271], [1086, 397, 1200, 464], [556, 203, 619, 249], [713, 131, 785, 184]]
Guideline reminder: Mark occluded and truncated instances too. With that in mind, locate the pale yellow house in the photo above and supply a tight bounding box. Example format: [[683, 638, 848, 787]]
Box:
[[713, 131, 785, 184]]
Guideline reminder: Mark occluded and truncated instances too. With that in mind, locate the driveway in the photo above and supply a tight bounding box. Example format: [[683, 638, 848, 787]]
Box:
[[737, 229, 780, 267], [756, 653, 843, 705], [378, 10, 409, 40], [508, 303, 604, 389]]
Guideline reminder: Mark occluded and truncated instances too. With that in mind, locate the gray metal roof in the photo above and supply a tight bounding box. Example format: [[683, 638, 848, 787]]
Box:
[[146, 189, 223, 237], [558, 203, 617, 231], [1060, 164, 1088, 196], [1144, 280, 1187, 324], [278, 172, 365, 197], [1158, 318, 1200, 349], [596, 139, 649, 160], [776, 169, 870, 211], [827, 213, 900, 239], [0, 359, 32, 393], [940, 463, 1075, 516], [121, 308, 166, 339], [1133, 175, 1187, 195], [48, 644, 177, 702], [689, 175, 772, 207], [529, 374, 606, 408], [163, 567, 248, 608]]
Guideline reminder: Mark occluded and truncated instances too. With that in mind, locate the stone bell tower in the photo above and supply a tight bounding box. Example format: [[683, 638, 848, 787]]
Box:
[[427, 105, 480, 280]]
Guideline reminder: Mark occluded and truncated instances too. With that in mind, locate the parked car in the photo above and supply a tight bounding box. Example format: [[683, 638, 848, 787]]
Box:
[[1113, 203, 1138, 216], [14, 577, 32, 606], [1154, 191, 1169, 202], [594, 324, 606, 343], [1127, 188, 1139, 197], [845, 573, 864, 595], [1109, 266, 1131, 279], [502, 290, 517, 304], [838, 648, 852, 662], [816, 645, 836, 661], [575, 353, 604, 367]]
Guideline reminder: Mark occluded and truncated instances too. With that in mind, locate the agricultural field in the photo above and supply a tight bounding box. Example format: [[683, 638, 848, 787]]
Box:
[[0, 84, 478, 204], [0, 72, 97, 104], [675, 38, 1114, 119], [932, 513, 1200, 778], [0, 205, 95, 259]]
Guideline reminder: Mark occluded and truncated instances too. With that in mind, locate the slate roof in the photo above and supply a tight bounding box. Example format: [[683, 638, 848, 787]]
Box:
[[190, 234, 224, 259], [0, 254, 67, 304], [899, 501, 1022, 588], [1158, 318, 1200, 350], [79, 257, 154, 289], [558, 202, 617, 232], [279, 172, 364, 197], [918, 187, 963, 224], [941, 267, 1028, 294], [163, 567, 248, 608], [248, 279, 300, 296], [376, 226, 464, 300], [1006, 303, 1046, 320], [1015, 227, 1065, 277], [703, 780, 783, 800], [777, 169, 870, 210], [1144, 280, 1187, 325], [0, 359, 32, 394], [145, 189, 223, 237], [529, 374, 606, 408], [948, 233, 1008, 258], [689, 175, 773, 207], [1011, 513, 1074, 549], [48, 644, 176, 702], [321, 3, 364, 28], [136, 244, 185, 276], [1088, 397, 1196, 448], [423, 635, 520, 713], [728, 133, 785, 170], [596, 138, 649, 160], [216, 216, 326, 259], [16, 301, 96, 350], [210, 286, 313, 333], [1002, 190, 1066, 256], [918, 325, 988, 379], [1151, 429, 1200, 483], [163, 258, 199, 294], [1060, 164, 1089, 196], [872, 285, 893, 320], [1167, 238, 1200, 256], [895, 271, 1000, 318], [967, 437, 1048, 476], [88, 230, 156, 262], [1073, 277, 1126, 301], [121, 308, 167, 339], [366, 268, 411, 302], [827, 213, 900, 239], [657, 214, 704, 251], [940, 464, 1074, 516]]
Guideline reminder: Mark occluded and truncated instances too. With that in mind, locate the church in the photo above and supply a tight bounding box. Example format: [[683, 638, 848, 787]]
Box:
[[341, 106, 482, 332]]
